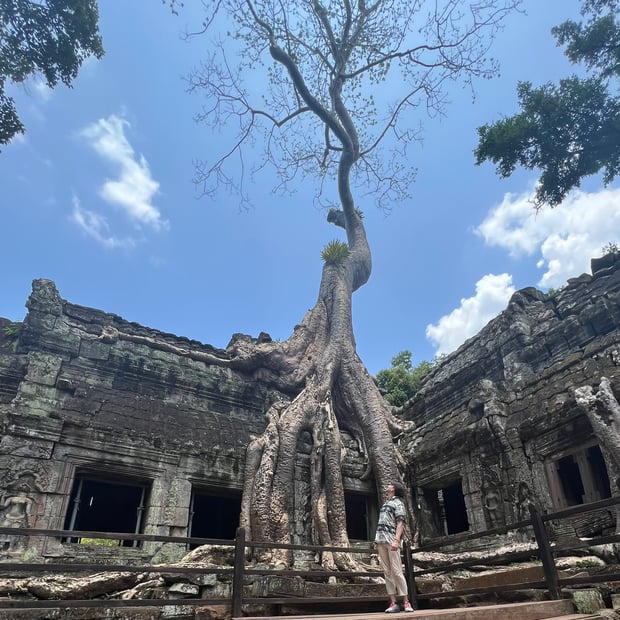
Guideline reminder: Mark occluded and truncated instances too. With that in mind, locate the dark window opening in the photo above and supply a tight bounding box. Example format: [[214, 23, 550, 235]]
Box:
[[420, 481, 469, 539], [549, 444, 611, 509], [63, 475, 149, 547], [188, 489, 240, 547], [557, 455, 585, 506], [345, 493, 370, 540], [443, 481, 469, 535]]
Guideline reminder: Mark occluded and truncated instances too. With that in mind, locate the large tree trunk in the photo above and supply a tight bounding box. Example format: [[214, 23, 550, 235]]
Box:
[[212, 4, 418, 567], [235, 199, 412, 567], [574, 377, 620, 483], [574, 377, 620, 534]]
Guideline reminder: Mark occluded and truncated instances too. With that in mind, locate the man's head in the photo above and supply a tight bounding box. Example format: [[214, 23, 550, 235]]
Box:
[[387, 483, 405, 499]]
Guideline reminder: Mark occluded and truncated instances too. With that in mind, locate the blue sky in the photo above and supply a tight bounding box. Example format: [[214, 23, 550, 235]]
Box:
[[3, 1, 619, 375]]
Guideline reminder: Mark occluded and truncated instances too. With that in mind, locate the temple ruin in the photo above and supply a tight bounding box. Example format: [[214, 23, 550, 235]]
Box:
[[0, 253, 619, 563]]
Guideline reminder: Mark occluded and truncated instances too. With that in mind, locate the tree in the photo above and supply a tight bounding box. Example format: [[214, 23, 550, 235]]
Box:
[[475, 0, 620, 207], [376, 351, 432, 407], [177, 0, 519, 567], [0, 0, 104, 148]]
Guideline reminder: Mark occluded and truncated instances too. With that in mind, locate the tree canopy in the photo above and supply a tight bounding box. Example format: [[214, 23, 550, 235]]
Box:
[[376, 351, 433, 407], [475, 0, 620, 206], [0, 0, 104, 148]]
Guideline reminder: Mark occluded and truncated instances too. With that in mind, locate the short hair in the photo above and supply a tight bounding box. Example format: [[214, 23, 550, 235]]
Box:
[[392, 483, 406, 499]]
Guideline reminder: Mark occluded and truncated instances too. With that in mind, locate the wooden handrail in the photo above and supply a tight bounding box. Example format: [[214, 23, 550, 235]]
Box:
[[0, 525, 234, 546], [0, 496, 617, 613]]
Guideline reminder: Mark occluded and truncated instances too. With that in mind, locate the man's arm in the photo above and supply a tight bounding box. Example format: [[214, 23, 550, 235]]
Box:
[[391, 519, 405, 550]]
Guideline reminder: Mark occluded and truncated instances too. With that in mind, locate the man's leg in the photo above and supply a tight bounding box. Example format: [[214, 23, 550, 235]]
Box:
[[376, 543, 399, 610], [386, 546, 412, 610]]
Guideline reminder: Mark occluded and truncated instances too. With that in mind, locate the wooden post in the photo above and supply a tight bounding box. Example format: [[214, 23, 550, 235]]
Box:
[[402, 541, 418, 610], [232, 527, 246, 618], [529, 504, 561, 599]]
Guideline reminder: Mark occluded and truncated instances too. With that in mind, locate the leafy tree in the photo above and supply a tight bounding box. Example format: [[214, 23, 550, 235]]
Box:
[[475, 0, 620, 206], [0, 0, 104, 148], [376, 351, 432, 407], [174, 0, 519, 566]]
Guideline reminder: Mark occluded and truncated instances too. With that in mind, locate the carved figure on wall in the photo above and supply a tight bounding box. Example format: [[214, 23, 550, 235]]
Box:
[[0, 483, 35, 552], [516, 481, 532, 522], [482, 478, 505, 530]]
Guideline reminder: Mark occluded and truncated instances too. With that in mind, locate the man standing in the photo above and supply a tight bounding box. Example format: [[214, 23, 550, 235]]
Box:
[[375, 483, 413, 613]]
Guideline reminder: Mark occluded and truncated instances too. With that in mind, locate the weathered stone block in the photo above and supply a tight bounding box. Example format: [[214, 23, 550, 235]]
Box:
[[168, 582, 200, 596], [79, 339, 111, 361], [24, 352, 62, 386], [252, 576, 305, 597], [572, 588, 606, 613]]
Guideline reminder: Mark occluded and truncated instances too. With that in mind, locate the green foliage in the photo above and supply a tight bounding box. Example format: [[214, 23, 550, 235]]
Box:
[[321, 240, 350, 264], [553, 1, 620, 76], [574, 558, 601, 568], [475, 0, 620, 206], [0, 0, 104, 148], [602, 241, 620, 255], [2, 321, 22, 339], [376, 350, 433, 407]]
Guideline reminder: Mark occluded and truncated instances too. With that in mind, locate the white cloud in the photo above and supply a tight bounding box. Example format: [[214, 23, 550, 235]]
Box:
[[426, 273, 515, 356], [475, 186, 620, 288], [32, 78, 52, 102], [80, 115, 168, 231], [70, 197, 136, 250], [428, 185, 620, 356]]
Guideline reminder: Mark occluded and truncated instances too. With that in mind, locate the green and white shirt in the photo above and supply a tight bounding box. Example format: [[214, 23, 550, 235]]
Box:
[[375, 496, 406, 544]]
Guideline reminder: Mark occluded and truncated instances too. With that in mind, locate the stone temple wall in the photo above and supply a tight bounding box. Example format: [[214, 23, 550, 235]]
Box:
[[402, 253, 620, 542], [1, 255, 619, 559], [0, 279, 289, 562]]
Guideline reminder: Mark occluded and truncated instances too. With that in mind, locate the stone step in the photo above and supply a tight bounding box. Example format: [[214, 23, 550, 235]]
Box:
[[452, 566, 569, 590], [238, 599, 582, 620], [548, 615, 606, 619]]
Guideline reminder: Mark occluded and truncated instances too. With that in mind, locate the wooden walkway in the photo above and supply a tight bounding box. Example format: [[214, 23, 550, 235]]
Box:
[[236, 600, 605, 620]]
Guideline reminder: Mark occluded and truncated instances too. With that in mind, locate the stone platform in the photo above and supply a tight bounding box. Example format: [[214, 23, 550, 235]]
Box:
[[237, 600, 605, 620]]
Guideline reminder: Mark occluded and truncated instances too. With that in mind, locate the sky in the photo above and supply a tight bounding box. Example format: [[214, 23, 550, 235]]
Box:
[[2, 0, 619, 376]]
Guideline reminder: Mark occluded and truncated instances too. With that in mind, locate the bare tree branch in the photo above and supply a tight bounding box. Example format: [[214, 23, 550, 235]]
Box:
[[183, 0, 520, 209]]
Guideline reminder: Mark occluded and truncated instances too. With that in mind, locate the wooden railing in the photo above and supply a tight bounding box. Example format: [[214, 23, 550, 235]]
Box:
[[0, 497, 618, 616], [0, 527, 237, 613], [406, 496, 620, 608]]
